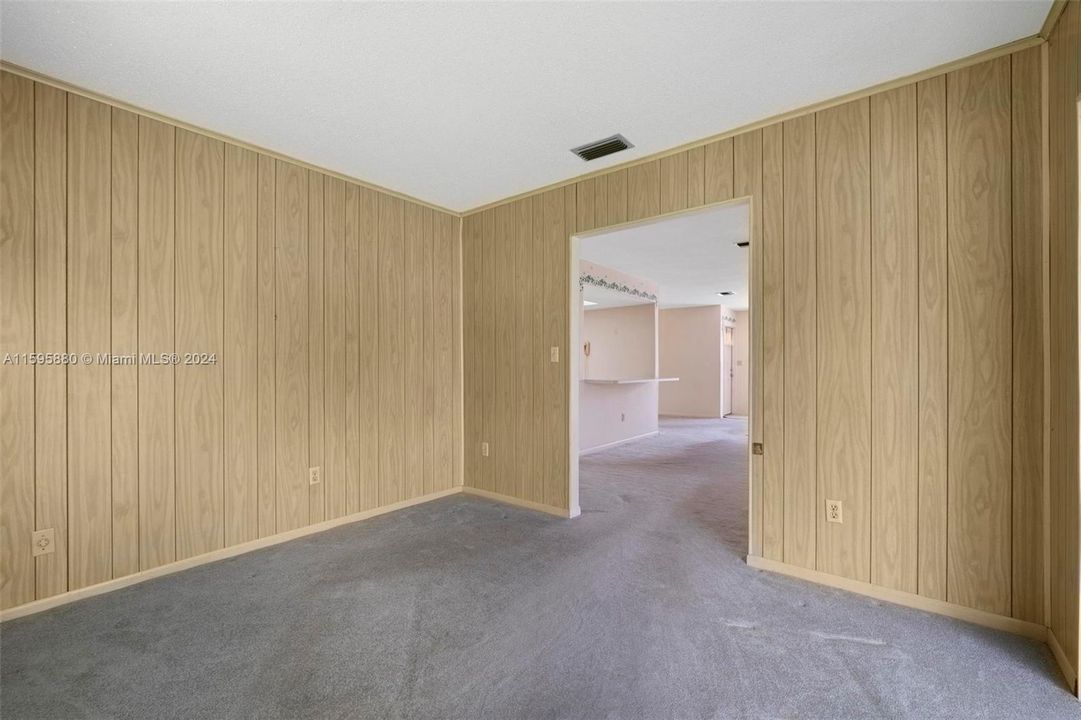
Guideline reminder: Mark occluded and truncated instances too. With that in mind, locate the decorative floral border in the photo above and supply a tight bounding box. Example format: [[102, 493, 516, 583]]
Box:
[[579, 274, 658, 303]]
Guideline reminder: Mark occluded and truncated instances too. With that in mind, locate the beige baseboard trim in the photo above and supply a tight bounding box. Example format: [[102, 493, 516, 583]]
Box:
[[746, 555, 1047, 642], [1048, 628, 1079, 696], [0, 487, 462, 623], [579, 430, 659, 456], [462, 486, 575, 518]]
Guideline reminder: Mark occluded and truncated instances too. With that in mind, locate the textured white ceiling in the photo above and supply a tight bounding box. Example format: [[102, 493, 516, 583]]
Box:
[[579, 202, 750, 310], [1, 1, 1049, 211]]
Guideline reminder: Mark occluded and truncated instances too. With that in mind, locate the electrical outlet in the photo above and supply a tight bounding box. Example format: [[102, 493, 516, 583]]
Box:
[[825, 499, 843, 524], [32, 528, 55, 557], [481, 442, 490, 457], [550, 346, 559, 362], [620, 413, 625, 422], [309, 466, 321, 485]]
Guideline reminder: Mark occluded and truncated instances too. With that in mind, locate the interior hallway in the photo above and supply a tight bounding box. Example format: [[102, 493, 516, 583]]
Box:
[[0, 418, 1074, 719]]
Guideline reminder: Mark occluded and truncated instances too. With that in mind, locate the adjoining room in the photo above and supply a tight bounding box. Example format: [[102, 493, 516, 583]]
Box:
[[1, 2, 1079, 718]]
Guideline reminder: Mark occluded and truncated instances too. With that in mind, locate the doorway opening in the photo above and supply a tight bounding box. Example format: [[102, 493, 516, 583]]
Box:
[[568, 199, 755, 551]]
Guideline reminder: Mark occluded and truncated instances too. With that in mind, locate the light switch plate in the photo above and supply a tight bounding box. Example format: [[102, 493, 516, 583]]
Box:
[[550, 346, 559, 362], [309, 466, 321, 485], [32, 528, 55, 557], [481, 442, 490, 457]]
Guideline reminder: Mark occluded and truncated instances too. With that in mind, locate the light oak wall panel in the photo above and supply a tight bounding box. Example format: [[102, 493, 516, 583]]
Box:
[[67, 94, 113, 590], [323, 178, 347, 520], [1009, 46, 1044, 625], [224, 145, 259, 545], [869, 86, 919, 593], [916, 74, 949, 603], [815, 99, 872, 583], [33, 82, 68, 600], [760, 123, 784, 562], [175, 130, 225, 560], [0, 71, 462, 613], [138, 116, 176, 569], [1047, 0, 1080, 678], [1, 72, 36, 608], [461, 49, 1047, 632], [946, 57, 1013, 617], [256, 154, 276, 537], [782, 114, 817, 571], [110, 108, 140, 578]]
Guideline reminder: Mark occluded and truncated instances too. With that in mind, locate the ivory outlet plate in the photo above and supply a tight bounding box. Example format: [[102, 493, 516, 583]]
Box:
[[826, 500, 843, 524], [481, 442, 490, 457], [32, 528, 55, 557], [309, 466, 321, 485]]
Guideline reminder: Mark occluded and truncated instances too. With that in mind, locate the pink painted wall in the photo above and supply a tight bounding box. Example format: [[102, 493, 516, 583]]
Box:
[[658, 306, 722, 418]]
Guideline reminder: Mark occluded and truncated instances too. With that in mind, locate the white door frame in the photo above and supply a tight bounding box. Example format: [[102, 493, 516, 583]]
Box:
[[567, 197, 757, 549]]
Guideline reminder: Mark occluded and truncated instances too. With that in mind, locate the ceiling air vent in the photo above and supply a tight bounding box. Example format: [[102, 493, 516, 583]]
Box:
[[736, 241, 750, 248], [570, 134, 634, 162]]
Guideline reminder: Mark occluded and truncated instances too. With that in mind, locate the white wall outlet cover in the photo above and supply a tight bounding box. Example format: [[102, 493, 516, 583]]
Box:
[[309, 466, 321, 485], [550, 346, 559, 362], [32, 528, 55, 557], [825, 499, 843, 524]]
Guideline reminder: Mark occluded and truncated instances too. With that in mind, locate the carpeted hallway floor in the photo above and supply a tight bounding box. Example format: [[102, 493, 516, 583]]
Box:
[[1, 417, 1076, 719]]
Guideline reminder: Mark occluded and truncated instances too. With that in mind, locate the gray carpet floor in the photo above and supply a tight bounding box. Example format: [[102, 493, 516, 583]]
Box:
[[1, 417, 1077, 719]]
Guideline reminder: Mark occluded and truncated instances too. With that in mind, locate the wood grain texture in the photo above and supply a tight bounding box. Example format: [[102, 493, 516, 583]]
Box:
[[540, 190, 565, 507], [344, 185, 361, 514], [379, 194, 405, 505], [576, 178, 596, 233], [308, 174, 325, 523], [870, 86, 919, 593], [815, 99, 871, 583], [67, 94, 113, 590], [530, 200, 547, 504], [946, 57, 1012, 616], [323, 178, 346, 519], [224, 144, 259, 544], [33, 81, 68, 599], [686, 145, 705, 208], [495, 203, 516, 497], [404, 202, 425, 500], [659, 152, 688, 214], [606, 169, 628, 226], [916, 75, 949, 602], [782, 114, 817, 570], [138, 117, 176, 569], [175, 129, 225, 559], [0, 77, 468, 614], [434, 212, 455, 490], [274, 161, 309, 533], [760, 123, 784, 562], [452, 216, 463, 490], [627, 160, 659, 221], [734, 131, 763, 556], [256, 153, 276, 537], [357, 188, 380, 510], [480, 209, 496, 493], [422, 208, 435, 496], [704, 138, 734, 203], [1, 72, 35, 608], [514, 199, 534, 499], [110, 107, 140, 578], [1009, 46, 1044, 625], [1046, 0, 1079, 669]]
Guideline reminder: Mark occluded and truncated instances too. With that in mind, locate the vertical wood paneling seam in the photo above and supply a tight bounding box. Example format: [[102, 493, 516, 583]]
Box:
[[944, 74, 950, 600], [814, 112, 820, 568]]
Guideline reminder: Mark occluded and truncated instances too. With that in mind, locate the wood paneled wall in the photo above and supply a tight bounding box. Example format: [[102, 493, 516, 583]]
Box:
[[462, 48, 1047, 624], [1047, 0, 1081, 685], [0, 71, 463, 611]]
